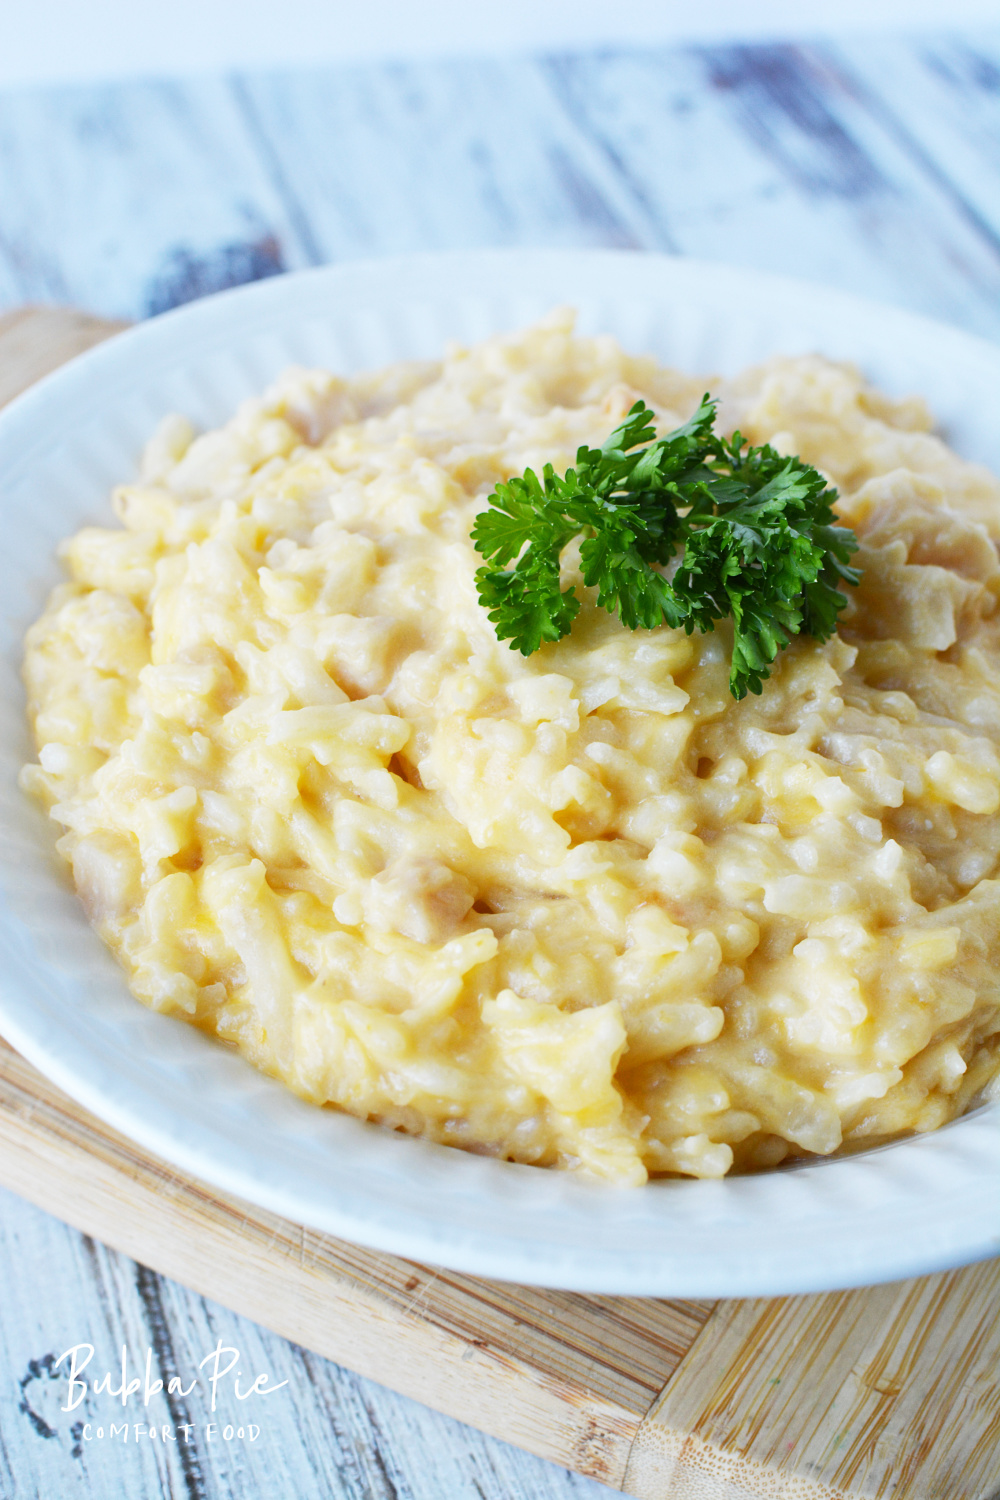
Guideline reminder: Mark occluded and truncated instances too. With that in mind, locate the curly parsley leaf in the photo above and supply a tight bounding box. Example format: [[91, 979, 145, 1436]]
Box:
[[471, 397, 860, 699]]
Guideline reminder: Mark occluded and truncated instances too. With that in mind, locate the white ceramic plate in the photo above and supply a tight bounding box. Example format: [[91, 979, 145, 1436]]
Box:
[[2, 250, 998, 1297]]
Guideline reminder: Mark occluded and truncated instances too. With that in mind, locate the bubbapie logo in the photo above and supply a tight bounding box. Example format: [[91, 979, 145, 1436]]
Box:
[[54, 1339, 288, 1445]]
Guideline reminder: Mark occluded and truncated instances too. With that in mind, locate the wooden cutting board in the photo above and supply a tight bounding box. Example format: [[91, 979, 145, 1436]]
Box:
[[2, 305, 998, 1500]]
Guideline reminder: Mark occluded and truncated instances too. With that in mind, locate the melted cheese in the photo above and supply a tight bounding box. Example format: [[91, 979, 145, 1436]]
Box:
[[21, 311, 1000, 1181]]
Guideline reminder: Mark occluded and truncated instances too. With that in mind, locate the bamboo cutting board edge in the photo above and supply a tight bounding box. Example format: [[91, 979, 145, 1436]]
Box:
[[2, 304, 999, 1500], [2, 1034, 999, 1500]]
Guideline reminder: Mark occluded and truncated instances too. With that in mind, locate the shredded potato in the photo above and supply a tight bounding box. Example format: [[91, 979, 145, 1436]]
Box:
[[21, 311, 1000, 1182]]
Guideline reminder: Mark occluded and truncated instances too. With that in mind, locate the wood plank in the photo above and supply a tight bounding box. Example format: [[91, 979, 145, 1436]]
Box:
[[628, 1265, 1000, 1499], [3, 306, 999, 1500], [233, 32, 1000, 340], [231, 59, 666, 260], [0, 1185, 618, 1500], [6, 42, 1000, 339], [541, 41, 1000, 339], [4, 1031, 1000, 1500], [0, 1034, 702, 1490], [827, 33, 1000, 246], [0, 78, 317, 322], [0, 305, 127, 405]]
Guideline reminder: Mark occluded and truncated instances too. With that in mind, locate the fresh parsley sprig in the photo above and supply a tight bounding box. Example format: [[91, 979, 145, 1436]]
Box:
[[471, 397, 860, 699]]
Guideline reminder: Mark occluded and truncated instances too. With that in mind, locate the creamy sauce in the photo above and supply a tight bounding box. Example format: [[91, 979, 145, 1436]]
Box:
[[21, 311, 1000, 1182]]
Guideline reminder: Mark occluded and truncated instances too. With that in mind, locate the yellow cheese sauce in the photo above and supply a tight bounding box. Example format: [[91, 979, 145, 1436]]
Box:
[[20, 312, 1000, 1182]]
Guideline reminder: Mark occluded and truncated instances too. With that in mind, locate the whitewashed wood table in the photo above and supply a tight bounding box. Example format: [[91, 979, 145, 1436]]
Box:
[[2, 30, 1000, 1500]]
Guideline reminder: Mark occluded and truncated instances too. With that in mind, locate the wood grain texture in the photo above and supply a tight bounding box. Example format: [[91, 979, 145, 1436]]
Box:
[[827, 33, 1000, 250], [236, 42, 1000, 338], [2, 1029, 1000, 1500], [542, 41, 1000, 338], [0, 1035, 704, 1489], [0, 78, 315, 319], [2, 39, 1000, 336], [0, 305, 127, 405], [628, 1266, 1000, 1498], [0, 1186, 618, 1500], [3, 1004, 1000, 1500], [230, 59, 663, 260], [2, 305, 1000, 1500]]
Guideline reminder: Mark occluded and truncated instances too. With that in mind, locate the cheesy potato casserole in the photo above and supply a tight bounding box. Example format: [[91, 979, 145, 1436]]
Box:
[[21, 313, 1000, 1183]]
